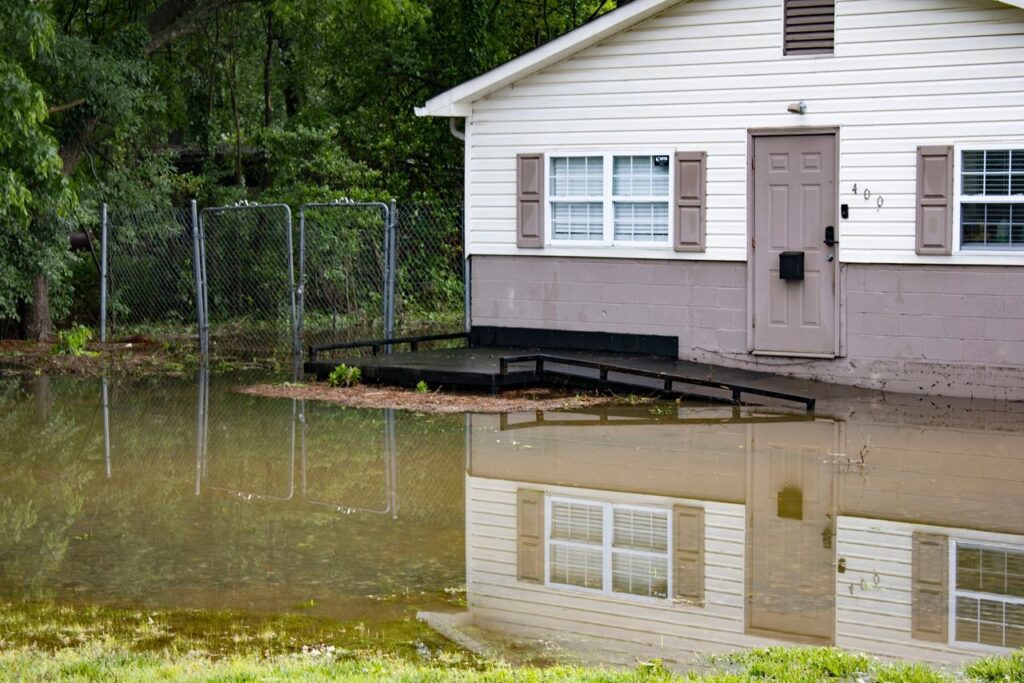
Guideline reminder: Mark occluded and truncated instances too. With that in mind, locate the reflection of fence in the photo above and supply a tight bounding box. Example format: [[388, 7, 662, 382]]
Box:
[[99, 198, 464, 362]]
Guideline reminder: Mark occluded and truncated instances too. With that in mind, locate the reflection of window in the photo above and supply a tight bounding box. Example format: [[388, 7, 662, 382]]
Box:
[[547, 497, 670, 599], [548, 153, 672, 245], [958, 148, 1024, 249], [953, 542, 1024, 649]]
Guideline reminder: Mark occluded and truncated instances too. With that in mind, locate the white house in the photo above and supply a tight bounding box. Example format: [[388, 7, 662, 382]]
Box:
[[461, 408, 1024, 666], [416, 0, 1024, 400]]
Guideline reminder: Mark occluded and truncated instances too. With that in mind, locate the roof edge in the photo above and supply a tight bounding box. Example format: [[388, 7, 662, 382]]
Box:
[[415, 0, 686, 118], [417, 0, 1024, 118]]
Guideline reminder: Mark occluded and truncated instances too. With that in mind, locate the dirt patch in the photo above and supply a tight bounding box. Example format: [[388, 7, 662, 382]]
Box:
[[235, 382, 614, 414], [0, 339, 197, 376]]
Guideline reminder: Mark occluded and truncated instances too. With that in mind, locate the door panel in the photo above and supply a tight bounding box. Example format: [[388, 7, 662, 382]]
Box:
[[748, 421, 838, 643], [752, 134, 837, 356]]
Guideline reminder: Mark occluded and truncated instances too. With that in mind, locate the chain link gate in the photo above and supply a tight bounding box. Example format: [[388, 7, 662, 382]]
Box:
[[100, 197, 465, 366], [198, 203, 298, 360], [298, 201, 394, 354], [103, 204, 199, 346]]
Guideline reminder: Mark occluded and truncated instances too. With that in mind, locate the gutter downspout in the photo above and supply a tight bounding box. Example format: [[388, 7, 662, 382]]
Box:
[[448, 117, 466, 141]]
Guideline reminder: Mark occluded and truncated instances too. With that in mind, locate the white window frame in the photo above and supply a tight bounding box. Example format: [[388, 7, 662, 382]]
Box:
[[545, 150, 675, 249], [544, 495, 672, 603], [948, 539, 1024, 653], [953, 141, 1024, 254]]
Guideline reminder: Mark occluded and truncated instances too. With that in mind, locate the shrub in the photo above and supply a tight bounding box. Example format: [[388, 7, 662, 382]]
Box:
[[53, 325, 95, 357], [326, 364, 361, 388], [415, 380, 429, 393]]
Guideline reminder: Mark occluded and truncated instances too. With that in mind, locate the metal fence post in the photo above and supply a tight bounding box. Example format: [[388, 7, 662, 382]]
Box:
[[297, 206, 306, 357], [385, 199, 398, 351], [100, 203, 109, 342], [190, 200, 207, 357], [282, 205, 300, 362]]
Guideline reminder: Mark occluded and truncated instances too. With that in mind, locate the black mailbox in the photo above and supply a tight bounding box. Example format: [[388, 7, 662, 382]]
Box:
[[779, 251, 804, 281]]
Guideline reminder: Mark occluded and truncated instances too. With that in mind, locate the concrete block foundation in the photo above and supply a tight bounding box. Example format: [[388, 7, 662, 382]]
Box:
[[470, 255, 1024, 401]]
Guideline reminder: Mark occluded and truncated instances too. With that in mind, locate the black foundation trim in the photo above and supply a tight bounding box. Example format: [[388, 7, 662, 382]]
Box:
[[470, 326, 678, 358]]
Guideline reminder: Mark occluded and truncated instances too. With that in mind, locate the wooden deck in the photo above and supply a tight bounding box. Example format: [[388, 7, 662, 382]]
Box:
[[304, 346, 823, 409]]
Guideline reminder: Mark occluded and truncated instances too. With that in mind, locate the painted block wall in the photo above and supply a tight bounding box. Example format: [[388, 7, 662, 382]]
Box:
[[471, 255, 1024, 399], [465, 0, 1024, 266]]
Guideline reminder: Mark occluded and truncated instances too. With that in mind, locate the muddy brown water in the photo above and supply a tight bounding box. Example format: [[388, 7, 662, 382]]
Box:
[[1, 372, 1021, 668]]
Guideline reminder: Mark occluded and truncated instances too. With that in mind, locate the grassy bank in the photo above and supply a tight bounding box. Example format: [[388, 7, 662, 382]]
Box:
[[0, 602, 1022, 682]]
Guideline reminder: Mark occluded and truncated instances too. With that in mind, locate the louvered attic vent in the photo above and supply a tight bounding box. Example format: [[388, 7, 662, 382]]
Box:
[[784, 0, 835, 55]]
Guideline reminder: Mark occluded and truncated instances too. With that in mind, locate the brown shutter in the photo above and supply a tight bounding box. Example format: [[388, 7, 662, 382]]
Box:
[[517, 489, 545, 582], [517, 153, 544, 248], [674, 151, 706, 252], [784, 0, 836, 56], [673, 505, 704, 604], [916, 146, 954, 255], [911, 532, 948, 642]]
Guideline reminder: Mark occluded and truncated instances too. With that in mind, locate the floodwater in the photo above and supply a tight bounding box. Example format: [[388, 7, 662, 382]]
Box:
[[1, 372, 1022, 669]]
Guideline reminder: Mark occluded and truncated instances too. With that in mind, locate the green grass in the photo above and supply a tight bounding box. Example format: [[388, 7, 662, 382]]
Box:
[[0, 603, 1021, 681]]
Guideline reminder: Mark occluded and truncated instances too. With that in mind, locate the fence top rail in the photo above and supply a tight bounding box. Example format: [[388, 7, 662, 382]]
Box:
[[199, 202, 293, 218], [299, 200, 390, 215], [309, 331, 469, 359], [498, 353, 816, 411]]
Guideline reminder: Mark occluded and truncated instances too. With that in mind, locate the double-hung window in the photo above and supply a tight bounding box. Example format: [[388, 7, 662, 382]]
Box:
[[957, 146, 1024, 250], [547, 497, 670, 600], [548, 153, 672, 246], [952, 542, 1024, 650]]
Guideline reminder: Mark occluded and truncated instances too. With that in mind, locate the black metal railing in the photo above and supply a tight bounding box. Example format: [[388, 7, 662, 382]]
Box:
[[498, 353, 815, 411], [308, 331, 469, 361]]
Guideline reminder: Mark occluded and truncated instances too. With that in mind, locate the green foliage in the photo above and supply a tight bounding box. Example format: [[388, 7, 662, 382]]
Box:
[[416, 380, 429, 393], [963, 648, 1024, 681], [326, 364, 362, 388], [52, 325, 94, 356]]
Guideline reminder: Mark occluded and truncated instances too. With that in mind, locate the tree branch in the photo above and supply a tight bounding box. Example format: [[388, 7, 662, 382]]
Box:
[[48, 98, 88, 115], [143, 0, 257, 54]]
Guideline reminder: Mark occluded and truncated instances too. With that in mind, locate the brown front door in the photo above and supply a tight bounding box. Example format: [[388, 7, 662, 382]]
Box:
[[747, 420, 838, 644], [751, 133, 837, 356]]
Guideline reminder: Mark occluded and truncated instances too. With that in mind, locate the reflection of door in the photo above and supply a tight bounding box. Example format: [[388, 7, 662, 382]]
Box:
[[747, 421, 838, 643], [751, 132, 837, 356]]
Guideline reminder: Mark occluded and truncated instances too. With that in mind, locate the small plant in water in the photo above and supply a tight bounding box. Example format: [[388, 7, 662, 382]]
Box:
[[53, 325, 96, 357], [327, 364, 361, 388], [415, 380, 429, 393]]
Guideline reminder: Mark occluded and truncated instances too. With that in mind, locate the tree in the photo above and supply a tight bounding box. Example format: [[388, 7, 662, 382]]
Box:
[[0, 2, 73, 339]]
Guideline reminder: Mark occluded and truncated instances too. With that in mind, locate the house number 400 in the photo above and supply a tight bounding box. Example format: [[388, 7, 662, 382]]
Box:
[[851, 184, 884, 209]]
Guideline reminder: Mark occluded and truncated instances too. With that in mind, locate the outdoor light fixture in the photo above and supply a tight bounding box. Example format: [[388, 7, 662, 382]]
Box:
[[787, 101, 808, 115]]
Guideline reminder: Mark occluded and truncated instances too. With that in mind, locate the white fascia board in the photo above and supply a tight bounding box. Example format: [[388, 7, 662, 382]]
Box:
[[417, 0, 1024, 118], [415, 0, 687, 118]]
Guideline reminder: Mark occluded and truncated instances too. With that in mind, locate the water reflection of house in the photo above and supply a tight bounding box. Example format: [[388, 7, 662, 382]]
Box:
[[463, 408, 1024, 666]]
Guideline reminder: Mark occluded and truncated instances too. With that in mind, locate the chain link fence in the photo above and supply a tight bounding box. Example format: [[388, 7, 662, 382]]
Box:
[[100, 198, 463, 362], [105, 206, 199, 347], [299, 202, 390, 351], [199, 204, 297, 360], [395, 202, 465, 337]]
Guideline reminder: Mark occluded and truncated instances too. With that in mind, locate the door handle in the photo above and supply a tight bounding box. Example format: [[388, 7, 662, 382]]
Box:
[[823, 226, 838, 247]]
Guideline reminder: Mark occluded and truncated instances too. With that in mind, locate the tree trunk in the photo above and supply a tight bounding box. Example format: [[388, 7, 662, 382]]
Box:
[[24, 274, 54, 342], [263, 9, 274, 127]]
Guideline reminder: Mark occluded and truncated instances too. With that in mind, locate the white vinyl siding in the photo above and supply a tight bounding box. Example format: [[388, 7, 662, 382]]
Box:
[[465, 0, 1024, 266], [467, 476, 767, 664], [836, 517, 1024, 665]]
